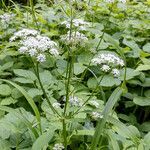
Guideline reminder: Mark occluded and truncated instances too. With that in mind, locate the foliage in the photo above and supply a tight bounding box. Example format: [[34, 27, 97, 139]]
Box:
[[0, 0, 150, 150]]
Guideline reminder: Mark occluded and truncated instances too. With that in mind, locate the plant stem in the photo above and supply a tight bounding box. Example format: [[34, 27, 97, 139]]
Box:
[[35, 63, 61, 117], [72, 75, 104, 117], [62, 118, 67, 150], [29, 0, 39, 30]]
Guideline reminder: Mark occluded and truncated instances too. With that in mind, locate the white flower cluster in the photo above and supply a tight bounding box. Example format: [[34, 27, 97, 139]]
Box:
[[63, 96, 82, 107], [0, 13, 15, 24], [52, 102, 61, 109], [105, 0, 126, 3], [53, 143, 64, 150], [91, 112, 103, 120], [10, 29, 59, 62], [61, 19, 90, 31], [92, 52, 124, 77], [61, 31, 88, 44]]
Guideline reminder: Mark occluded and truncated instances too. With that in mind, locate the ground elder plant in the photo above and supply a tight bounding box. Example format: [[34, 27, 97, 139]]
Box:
[[0, 0, 150, 150]]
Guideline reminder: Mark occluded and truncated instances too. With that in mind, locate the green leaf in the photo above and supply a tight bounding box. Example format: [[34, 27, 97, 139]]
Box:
[[0, 106, 39, 139], [13, 69, 37, 81], [28, 88, 43, 98], [136, 65, 150, 71], [0, 97, 17, 105], [1, 62, 14, 71], [14, 77, 34, 84], [74, 63, 86, 75], [133, 96, 150, 106], [91, 87, 123, 150], [39, 70, 55, 87], [0, 139, 11, 150], [144, 132, 150, 149], [32, 129, 55, 150], [119, 68, 140, 80], [100, 75, 121, 87], [0, 79, 41, 133], [143, 43, 150, 53], [0, 84, 11, 96]]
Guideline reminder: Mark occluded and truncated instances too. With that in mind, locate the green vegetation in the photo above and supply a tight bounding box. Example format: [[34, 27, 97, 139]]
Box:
[[0, 0, 150, 149]]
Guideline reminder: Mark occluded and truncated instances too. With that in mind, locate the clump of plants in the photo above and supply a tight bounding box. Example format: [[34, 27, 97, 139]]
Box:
[[0, 0, 150, 150]]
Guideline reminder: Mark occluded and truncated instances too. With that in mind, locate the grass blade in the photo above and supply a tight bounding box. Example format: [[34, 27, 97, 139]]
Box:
[[91, 87, 123, 150]]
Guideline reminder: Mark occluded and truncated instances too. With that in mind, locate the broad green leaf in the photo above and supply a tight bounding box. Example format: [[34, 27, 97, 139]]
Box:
[[28, 88, 43, 98], [14, 77, 34, 84], [39, 70, 55, 87], [13, 69, 37, 81], [144, 90, 150, 98], [0, 97, 17, 105], [0, 106, 39, 139], [133, 96, 150, 106], [0, 79, 41, 133], [32, 129, 55, 150], [143, 43, 150, 53], [100, 75, 121, 87], [1, 62, 13, 71], [144, 132, 150, 149], [136, 65, 150, 71], [119, 68, 140, 80], [74, 63, 86, 75], [0, 139, 11, 150], [0, 84, 11, 96], [123, 38, 141, 58]]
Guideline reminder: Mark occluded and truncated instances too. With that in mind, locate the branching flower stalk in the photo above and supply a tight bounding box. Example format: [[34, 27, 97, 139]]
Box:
[[34, 62, 61, 117], [62, 3, 74, 149]]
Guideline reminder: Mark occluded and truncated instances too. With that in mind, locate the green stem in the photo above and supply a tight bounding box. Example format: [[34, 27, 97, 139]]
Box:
[[62, 118, 67, 150], [72, 75, 104, 117], [29, 0, 39, 30], [35, 63, 61, 117]]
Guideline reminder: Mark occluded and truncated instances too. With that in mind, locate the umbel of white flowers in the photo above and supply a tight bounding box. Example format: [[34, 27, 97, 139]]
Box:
[[10, 29, 59, 62], [61, 31, 88, 45], [0, 13, 15, 24], [53, 143, 64, 150], [61, 18, 90, 31], [92, 52, 124, 77], [105, 0, 126, 3]]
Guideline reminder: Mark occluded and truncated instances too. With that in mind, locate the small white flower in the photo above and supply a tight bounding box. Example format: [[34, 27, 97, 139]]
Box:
[[52, 102, 61, 109], [50, 48, 59, 56], [62, 31, 88, 44], [37, 54, 46, 62], [0, 13, 15, 24], [119, 0, 126, 3], [53, 143, 64, 150], [18, 46, 28, 53], [89, 100, 99, 108], [101, 65, 110, 72], [105, 0, 115, 3], [111, 68, 120, 77], [29, 49, 37, 56], [91, 112, 103, 120], [61, 18, 90, 31]]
